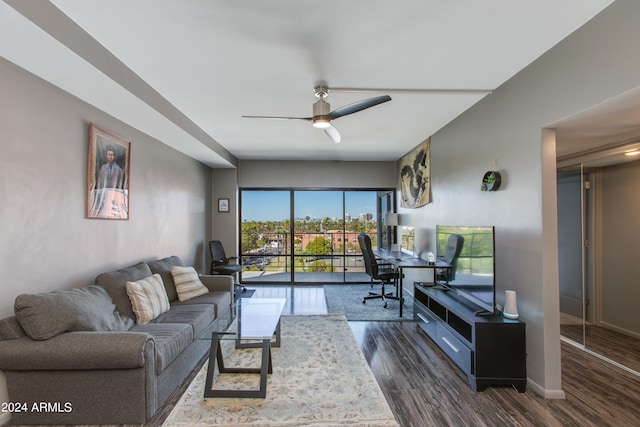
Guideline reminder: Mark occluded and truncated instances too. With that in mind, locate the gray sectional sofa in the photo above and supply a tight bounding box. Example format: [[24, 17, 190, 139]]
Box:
[[0, 256, 233, 425]]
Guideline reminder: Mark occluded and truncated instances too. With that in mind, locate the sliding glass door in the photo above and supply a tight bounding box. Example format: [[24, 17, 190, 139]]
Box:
[[240, 190, 291, 283], [293, 190, 343, 283], [240, 189, 392, 284]]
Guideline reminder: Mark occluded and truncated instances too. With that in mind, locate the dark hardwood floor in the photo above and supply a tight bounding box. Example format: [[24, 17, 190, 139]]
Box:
[[561, 323, 640, 374], [349, 321, 640, 427]]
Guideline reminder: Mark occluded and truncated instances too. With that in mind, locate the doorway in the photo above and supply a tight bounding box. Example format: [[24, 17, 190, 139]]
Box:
[[557, 150, 640, 374]]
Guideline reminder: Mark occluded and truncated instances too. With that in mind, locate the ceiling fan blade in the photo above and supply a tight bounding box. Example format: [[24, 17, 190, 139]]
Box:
[[241, 115, 312, 121], [324, 124, 341, 144], [327, 95, 391, 120]]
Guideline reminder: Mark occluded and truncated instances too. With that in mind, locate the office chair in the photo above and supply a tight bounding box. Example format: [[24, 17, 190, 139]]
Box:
[[436, 234, 464, 283], [358, 233, 401, 308], [209, 240, 246, 293]]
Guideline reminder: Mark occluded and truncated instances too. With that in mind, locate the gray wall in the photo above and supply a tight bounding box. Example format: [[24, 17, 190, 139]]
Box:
[[396, 0, 640, 397], [601, 160, 640, 335], [0, 57, 212, 319], [211, 168, 239, 258], [238, 160, 396, 188]]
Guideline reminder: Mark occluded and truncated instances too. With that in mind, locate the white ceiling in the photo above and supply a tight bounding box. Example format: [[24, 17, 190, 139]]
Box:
[[1, 0, 617, 168]]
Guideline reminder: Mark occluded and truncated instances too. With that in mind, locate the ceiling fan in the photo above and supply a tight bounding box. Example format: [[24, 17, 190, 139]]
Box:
[[241, 85, 391, 144]]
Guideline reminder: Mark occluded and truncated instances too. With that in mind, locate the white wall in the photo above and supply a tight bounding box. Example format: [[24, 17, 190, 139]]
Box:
[[396, 0, 640, 397], [0, 57, 212, 319]]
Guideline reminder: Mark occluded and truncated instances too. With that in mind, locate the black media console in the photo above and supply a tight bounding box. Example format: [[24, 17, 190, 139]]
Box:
[[413, 284, 527, 392]]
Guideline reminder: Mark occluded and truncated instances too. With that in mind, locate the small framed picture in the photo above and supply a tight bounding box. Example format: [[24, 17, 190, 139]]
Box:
[[218, 198, 230, 212]]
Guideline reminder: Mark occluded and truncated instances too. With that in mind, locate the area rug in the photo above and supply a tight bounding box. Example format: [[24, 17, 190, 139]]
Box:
[[324, 284, 414, 321], [162, 314, 399, 427]]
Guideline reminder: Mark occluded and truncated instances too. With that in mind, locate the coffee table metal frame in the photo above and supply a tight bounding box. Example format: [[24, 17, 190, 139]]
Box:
[[203, 298, 286, 398]]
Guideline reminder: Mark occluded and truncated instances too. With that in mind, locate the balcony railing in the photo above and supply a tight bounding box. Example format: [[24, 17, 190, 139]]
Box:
[[240, 231, 378, 284]]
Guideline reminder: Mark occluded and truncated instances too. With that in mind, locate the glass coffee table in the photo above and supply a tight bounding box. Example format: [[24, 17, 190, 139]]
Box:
[[202, 297, 286, 398]]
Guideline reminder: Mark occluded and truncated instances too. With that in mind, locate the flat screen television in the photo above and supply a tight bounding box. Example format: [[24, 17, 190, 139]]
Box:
[[436, 225, 496, 315]]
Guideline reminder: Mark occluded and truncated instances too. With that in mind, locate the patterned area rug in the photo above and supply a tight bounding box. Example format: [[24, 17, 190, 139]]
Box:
[[324, 284, 414, 321], [162, 314, 399, 427]]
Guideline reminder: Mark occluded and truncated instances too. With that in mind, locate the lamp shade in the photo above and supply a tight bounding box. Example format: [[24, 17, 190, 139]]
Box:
[[385, 213, 399, 226]]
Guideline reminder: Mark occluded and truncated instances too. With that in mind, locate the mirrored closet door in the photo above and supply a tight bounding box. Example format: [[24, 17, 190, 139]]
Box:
[[557, 150, 640, 374]]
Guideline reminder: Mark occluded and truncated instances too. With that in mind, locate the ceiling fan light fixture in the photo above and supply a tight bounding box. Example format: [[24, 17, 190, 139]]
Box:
[[242, 86, 390, 144], [312, 119, 331, 129]]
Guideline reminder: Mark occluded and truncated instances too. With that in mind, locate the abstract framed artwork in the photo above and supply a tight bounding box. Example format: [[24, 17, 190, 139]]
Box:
[[86, 123, 131, 220], [399, 137, 430, 208]]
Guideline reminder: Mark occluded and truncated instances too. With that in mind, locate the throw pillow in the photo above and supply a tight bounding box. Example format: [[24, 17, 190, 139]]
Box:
[[96, 262, 153, 321], [126, 274, 171, 324], [14, 285, 134, 341], [171, 266, 209, 302], [147, 256, 184, 302]]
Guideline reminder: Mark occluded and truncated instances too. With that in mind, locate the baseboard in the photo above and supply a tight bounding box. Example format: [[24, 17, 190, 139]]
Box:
[[526, 377, 566, 399], [600, 321, 640, 340], [562, 335, 640, 378]]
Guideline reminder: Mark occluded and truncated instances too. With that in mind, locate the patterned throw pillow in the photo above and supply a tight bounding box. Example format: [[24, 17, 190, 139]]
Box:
[[171, 266, 209, 302], [125, 274, 170, 324]]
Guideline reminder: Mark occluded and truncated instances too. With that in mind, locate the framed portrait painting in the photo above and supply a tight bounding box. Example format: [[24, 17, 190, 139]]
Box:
[[399, 138, 430, 209], [86, 123, 131, 220]]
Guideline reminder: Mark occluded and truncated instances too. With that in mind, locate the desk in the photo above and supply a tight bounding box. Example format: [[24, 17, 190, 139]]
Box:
[[373, 250, 452, 317]]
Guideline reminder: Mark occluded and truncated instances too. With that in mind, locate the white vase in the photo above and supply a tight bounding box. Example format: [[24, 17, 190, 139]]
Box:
[[503, 290, 519, 319]]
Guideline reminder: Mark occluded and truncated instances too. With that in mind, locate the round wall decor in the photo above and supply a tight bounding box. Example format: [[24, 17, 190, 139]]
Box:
[[481, 171, 501, 191]]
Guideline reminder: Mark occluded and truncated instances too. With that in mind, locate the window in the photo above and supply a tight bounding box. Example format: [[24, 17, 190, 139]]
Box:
[[401, 226, 415, 254], [239, 189, 393, 284]]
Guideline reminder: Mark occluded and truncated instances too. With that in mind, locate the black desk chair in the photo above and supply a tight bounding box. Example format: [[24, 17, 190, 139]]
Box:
[[436, 234, 464, 283], [358, 233, 401, 308], [209, 240, 246, 293]]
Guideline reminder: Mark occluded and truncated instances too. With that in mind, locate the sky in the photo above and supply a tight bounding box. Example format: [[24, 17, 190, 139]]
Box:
[[241, 190, 378, 222]]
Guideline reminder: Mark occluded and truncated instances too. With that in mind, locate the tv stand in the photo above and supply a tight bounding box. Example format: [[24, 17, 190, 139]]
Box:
[[413, 284, 526, 392]]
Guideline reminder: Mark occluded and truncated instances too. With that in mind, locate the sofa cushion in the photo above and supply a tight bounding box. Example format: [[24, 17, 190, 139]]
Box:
[[126, 274, 171, 324], [147, 256, 184, 302], [153, 304, 216, 337], [171, 291, 231, 317], [14, 285, 134, 341], [171, 266, 209, 302], [129, 323, 193, 374], [0, 316, 26, 341], [97, 262, 153, 321]]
